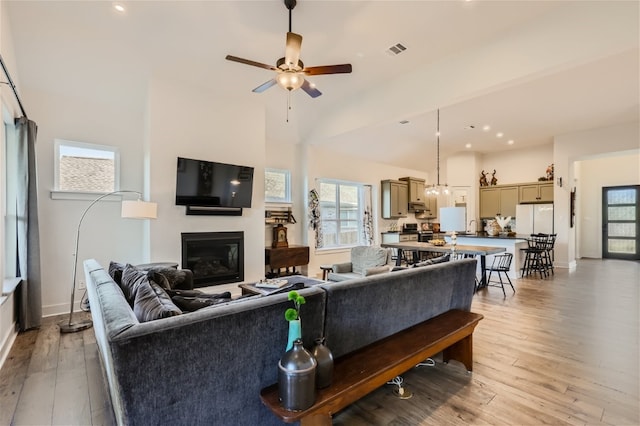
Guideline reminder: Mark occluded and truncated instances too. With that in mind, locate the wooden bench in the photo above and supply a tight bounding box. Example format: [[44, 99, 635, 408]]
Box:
[[260, 309, 483, 425]]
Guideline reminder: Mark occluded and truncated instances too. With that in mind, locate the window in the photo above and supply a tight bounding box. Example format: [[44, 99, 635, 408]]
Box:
[[3, 107, 18, 278], [265, 168, 291, 203], [318, 179, 368, 248], [54, 139, 120, 193]]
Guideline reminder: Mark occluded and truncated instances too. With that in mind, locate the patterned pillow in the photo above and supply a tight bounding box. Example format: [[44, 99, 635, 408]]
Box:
[[133, 279, 182, 322]]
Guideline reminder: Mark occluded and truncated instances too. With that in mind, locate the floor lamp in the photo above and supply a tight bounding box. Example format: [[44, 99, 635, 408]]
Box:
[[439, 207, 466, 251], [59, 190, 157, 333]]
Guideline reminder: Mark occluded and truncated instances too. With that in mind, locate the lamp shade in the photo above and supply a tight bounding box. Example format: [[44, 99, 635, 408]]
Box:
[[276, 72, 305, 91], [121, 200, 157, 219], [439, 207, 466, 232]]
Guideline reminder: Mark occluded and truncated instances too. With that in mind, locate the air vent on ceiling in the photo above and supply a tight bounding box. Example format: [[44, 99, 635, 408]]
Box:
[[386, 43, 407, 56]]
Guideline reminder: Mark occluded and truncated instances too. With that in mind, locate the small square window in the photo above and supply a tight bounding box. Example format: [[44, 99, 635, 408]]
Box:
[[54, 139, 120, 193], [265, 168, 291, 203]]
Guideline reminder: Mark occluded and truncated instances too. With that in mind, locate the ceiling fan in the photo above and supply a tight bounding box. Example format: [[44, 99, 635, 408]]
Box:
[[225, 0, 352, 98]]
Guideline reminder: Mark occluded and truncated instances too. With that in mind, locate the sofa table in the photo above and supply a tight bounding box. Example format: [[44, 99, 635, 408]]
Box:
[[265, 245, 310, 277]]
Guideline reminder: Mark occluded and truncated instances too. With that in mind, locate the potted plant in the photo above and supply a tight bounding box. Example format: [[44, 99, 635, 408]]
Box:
[[285, 291, 305, 351]]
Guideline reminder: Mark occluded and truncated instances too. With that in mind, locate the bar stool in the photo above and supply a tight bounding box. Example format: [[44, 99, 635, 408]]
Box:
[[486, 253, 515, 297], [521, 234, 549, 278]]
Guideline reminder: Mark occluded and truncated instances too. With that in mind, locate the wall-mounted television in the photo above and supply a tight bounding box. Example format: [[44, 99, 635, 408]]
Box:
[[175, 157, 254, 209]]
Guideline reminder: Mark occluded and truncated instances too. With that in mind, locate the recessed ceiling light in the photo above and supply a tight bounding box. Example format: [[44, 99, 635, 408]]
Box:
[[482, 125, 491, 131], [507, 139, 515, 145], [465, 143, 472, 149], [114, 3, 125, 12], [496, 132, 504, 138]]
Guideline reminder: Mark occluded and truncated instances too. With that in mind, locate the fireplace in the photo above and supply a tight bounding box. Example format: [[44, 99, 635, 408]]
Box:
[[181, 231, 244, 287]]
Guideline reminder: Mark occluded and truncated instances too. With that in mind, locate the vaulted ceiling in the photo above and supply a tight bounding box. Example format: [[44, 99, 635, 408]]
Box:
[[5, 1, 639, 172]]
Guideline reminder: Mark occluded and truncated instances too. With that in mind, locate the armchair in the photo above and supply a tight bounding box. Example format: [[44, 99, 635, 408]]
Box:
[[327, 246, 392, 282]]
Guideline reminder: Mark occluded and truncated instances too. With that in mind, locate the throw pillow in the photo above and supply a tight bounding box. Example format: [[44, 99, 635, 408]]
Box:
[[108, 261, 126, 285], [412, 254, 450, 268], [120, 264, 150, 306], [133, 278, 182, 322], [364, 265, 390, 277], [171, 293, 232, 312], [144, 267, 194, 290]]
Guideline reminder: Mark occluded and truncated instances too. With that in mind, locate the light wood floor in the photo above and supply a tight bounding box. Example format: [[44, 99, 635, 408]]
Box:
[[1, 259, 638, 425]]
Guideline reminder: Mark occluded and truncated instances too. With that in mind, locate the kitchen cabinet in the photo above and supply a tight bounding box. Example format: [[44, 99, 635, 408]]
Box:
[[381, 180, 408, 218], [479, 186, 518, 218], [425, 195, 438, 218], [519, 182, 554, 203], [399, 177, 426, 204]]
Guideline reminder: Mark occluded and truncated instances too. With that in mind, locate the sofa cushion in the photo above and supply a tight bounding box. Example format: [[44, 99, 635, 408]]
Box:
[[171, 292, 232, 312], [413, 254, 450, 268], [364, 265, 390, 277], [351, 246, 389, 275], [327, 272, 360, 282], [144, 267, 194, 290], [108, 261, 126, 285], [133, 278, 182, 322], [120, 264, 150, 306]]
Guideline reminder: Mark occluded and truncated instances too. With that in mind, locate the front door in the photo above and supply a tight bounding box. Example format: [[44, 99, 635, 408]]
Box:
[[602, 185, 640, 260]]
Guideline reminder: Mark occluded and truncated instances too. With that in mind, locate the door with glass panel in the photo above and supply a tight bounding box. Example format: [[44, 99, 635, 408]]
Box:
[[602, 185, 639, 260]]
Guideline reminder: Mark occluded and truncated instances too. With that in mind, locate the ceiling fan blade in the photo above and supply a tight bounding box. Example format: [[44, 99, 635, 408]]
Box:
[[303, 64, 352, 76], [301, 80, 322, 98], [252, 79, 277, 93], [284, 32, 303, 69], [225, 55, 276, 71]]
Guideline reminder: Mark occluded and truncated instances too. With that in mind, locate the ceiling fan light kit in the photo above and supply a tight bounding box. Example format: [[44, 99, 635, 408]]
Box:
[[225, 0, 352, 99]]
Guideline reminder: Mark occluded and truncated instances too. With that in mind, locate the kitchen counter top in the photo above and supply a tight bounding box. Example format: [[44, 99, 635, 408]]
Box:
[[454, 233, 529, 240]]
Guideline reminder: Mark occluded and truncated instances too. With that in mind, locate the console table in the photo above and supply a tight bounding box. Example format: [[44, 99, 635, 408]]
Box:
[[265, 245, 310, 277]]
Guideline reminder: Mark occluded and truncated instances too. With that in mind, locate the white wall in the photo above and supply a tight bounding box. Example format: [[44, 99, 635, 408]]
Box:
[[555, 121, 640, 269], [265, 140, 304, 250], [576, 153, 640, 258], [146, 78, 267, 285], [480, 143, 554, 185], [26, 89, 146, 316]]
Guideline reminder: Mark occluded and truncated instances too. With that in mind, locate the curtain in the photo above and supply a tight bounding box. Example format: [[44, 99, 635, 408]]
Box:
[[308, 188, 323, 248], [362, 185, 374, 246], [15, 117, 42, 331]]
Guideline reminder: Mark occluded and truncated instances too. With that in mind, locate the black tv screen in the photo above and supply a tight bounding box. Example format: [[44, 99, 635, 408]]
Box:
[[175, 157, 254, 208]]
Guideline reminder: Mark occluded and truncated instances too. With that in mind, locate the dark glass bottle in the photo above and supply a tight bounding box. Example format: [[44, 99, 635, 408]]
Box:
[[312, 337, 334, 389]]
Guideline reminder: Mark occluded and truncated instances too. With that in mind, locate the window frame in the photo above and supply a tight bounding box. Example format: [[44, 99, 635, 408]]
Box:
[[317, 178, 366, 250], [265, 168, 292, 204], [53, 139, 120, 198]]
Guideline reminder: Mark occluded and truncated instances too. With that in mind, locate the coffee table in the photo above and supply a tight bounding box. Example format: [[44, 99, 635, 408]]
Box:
[[239, 276, 325, 296]]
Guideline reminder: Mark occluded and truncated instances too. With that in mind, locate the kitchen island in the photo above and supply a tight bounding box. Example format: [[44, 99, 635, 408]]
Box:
[[446, 233, 528, 279]]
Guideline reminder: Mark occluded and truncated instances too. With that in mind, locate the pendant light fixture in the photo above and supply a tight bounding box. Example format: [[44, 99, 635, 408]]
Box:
[[426, 109, 449, 196]]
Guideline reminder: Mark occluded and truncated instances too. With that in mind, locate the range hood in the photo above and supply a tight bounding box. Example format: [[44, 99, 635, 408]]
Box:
[[408, 202, 426, 212]]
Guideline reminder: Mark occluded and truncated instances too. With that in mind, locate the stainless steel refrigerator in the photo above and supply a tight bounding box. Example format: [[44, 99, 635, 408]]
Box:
[[515, 204, 554, 235]]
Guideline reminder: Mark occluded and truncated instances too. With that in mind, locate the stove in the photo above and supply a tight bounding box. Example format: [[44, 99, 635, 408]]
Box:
[[402, 223, 418, 234], [403, 223, 433, 242]]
